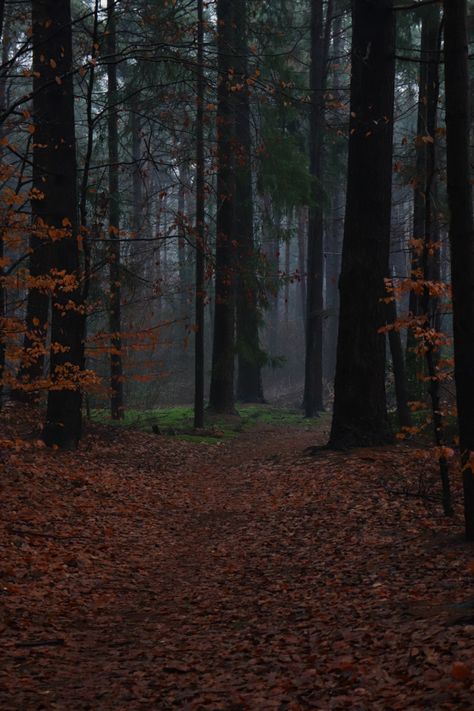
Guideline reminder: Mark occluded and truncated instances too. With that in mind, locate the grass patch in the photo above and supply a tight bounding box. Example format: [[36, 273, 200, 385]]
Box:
[[90, 404, 325, 443]]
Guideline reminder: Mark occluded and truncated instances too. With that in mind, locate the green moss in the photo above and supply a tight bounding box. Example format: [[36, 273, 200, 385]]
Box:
[[90, 403, 326, 443]]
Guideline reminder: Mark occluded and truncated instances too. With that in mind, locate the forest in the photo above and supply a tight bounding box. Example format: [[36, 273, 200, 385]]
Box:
[[2, 0, 474, 708]]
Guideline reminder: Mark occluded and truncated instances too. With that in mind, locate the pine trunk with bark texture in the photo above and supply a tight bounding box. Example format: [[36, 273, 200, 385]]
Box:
[[38, 0, 83, 449], [444, 0, 474, 538], [209, 0, 236, 413], [329, 0, 395, 448], [107, 0, 124, 420], [194, 0, 205, 428], [304, 0, 326, 417], [234, 0, 264, 404]]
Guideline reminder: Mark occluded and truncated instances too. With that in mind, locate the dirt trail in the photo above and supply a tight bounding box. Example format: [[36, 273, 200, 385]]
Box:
[[1, 423, 474, 710]]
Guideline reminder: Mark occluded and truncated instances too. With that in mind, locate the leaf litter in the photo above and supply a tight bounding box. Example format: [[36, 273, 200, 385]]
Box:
[[1, 406, 474, 709]]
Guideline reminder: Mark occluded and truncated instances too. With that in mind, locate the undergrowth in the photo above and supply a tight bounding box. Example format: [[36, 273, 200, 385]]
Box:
[[90, 404, 326, 443]]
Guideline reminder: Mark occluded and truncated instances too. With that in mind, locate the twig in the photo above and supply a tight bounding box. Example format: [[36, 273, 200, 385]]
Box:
[[7, 526, 83, 541], [15, 639, 65, 648]]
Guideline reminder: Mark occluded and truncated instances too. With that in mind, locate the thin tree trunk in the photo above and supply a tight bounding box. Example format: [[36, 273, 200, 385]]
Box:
[[38, 0, 83, 449], [13, 0, 50, 401], [177, 161, 189, 324], [107, 0, 124, 420], [0, 15, 9, 405], [304, 0, 327, 417], [329, 0, 395, 448], [325, 190, 343, 385], [131, 109, 142, 236], [194, 0, 205, 428], [208, 0, 236, 413], [78, 0, 100, 423], [297, 206, 307, 332], [444, 0, 474, 538], [284, 224, 290, 327], [406, 8, 437, 400], [420, 6, 453, 516], [386, 298, 412, 428], [234, 0, 264, 403]]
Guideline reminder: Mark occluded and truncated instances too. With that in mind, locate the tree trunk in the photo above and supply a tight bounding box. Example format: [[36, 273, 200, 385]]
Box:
[[444, 0, 474, 539], [297, 206, 307, 333], [37, 0, 83, 449], [304, 0, 328, 417], [325, 189, 343, 385], [386, 298, 412, 429], [406, 7, 439, 400], [194, 0, 205, 428], [107, 0, 124, 420], [208, 0, 236, 413], [329, 0, 395, 448], [234, 0, 264, 404], [131, 109, 142, 237], [284, 226, 290, 327], [0, 22, 6, 405], [419, 6, 453, 516], [177, 161, 189, 324], [13, 0, 50, 401]]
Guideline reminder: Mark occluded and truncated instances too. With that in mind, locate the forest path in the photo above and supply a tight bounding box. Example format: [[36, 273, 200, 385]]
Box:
[[1, 419, 474, 710]]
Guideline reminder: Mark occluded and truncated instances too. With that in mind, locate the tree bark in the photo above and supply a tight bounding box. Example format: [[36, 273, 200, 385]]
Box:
[[37, 0, 83, 449], [386, 298, 412, 429], [208, 0, 236, 413], [406, 7, 439, 400], [194, 0, 205, 428], [444, 0, 474, 538], [304, 0, 329, 417], [13, 0, 51, 400], [329, 0, 395, 448], [0, 18, 7, 405], [106, 0, 124, 420], [234, 0, 264, 404], [297, 206, 307, 332]]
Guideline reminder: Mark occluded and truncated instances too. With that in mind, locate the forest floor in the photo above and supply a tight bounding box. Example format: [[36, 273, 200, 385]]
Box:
[[1, 405, 474, 710]]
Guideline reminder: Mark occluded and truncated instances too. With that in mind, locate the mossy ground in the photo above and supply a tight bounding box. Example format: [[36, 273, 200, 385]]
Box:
[[90, 404, 327, 443]]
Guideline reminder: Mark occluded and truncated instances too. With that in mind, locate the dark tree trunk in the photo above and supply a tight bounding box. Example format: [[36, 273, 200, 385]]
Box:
[[284, 227, 290, 327], [419, 7, 452, 516], [263, 194, 280, 357], [177, 161, 189, 324], [386, 298, 412, 429], [37, 0, 83, 449], [194, 0, 205, 428], [297, 206, 307, 332], [329, 0, 395, 448], [0, 36, 5, 405], [107, 0, 124, 420], [234, 0, 264, 404], [304, 0, 333, 417], [406, 7, 439, 400], [444, 0, 474, 538], [325, 190, 343, 385], [13, 0, 50, 400], [208, 0, 236, 413], [131, 109, 142, 236], [0, 18, 9, 406]]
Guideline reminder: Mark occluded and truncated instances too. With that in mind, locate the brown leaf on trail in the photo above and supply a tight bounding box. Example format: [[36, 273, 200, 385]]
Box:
[[451, 661, 472, 682]]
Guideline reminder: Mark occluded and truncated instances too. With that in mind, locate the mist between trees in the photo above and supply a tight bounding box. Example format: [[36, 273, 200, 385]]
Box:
[[1, 0, 474, 537]]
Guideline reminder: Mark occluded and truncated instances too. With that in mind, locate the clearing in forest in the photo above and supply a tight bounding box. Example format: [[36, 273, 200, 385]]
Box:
[[1, 408, 474, 710]]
